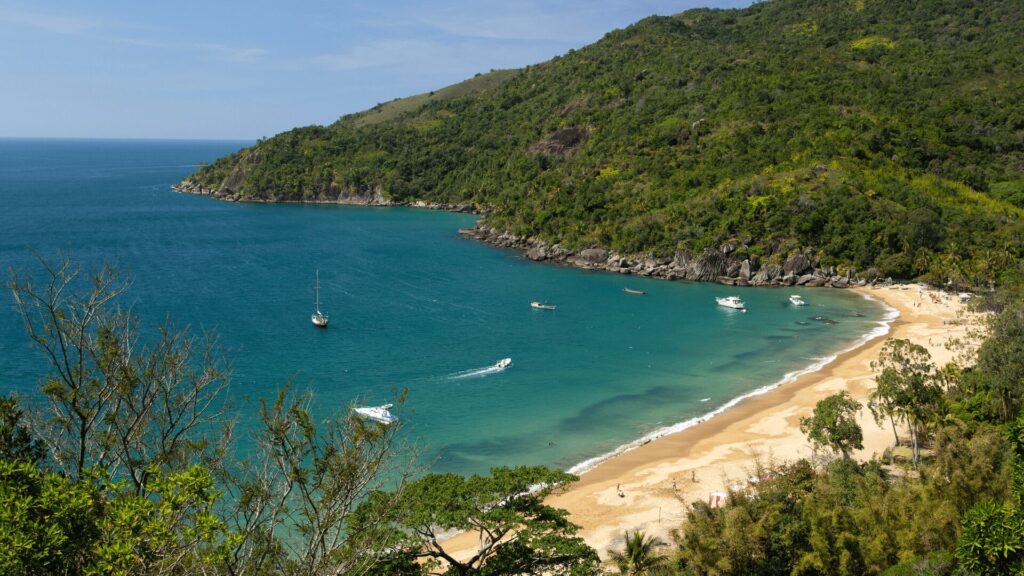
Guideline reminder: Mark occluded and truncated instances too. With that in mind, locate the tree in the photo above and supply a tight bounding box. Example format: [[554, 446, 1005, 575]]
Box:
[[0, 458, 230, 576], [956, 500, 1024, 576], [607, 530, 669, 575], [869, 339, 944, 468], [0, 396, 45, 464], [359, 465, 600, 575], [800, 393, 863, 460], [8, 257, 231, 492], [220, 385, 416, 576]]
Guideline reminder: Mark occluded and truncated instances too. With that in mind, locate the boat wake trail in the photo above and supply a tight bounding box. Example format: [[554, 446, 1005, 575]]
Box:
[[448, 361, 511, 380]]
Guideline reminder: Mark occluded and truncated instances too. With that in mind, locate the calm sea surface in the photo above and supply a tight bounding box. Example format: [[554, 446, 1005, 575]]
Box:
[[0, 138, 886, 476]]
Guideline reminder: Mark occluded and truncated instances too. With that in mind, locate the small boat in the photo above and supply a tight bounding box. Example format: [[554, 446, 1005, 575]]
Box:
[[311, 270, 329, 328], [716, 296, 747, 311], [812, 316, 838, 325], [789, 294, 808, 306], [495, 358, 512, 369], [530, 301, 557, 310], [354, 403, 398, 425], [623, 288, 646, 295]]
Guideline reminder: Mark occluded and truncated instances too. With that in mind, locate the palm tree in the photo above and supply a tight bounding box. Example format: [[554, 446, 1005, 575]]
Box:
[[608, 530, 669, 575]]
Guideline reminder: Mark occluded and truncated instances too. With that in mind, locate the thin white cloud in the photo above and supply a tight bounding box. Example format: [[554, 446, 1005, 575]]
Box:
[[114, 36, 270, 64], [313, 40, 452, 71], [189, 43, 270, 63], [0, 5, 107, 34]]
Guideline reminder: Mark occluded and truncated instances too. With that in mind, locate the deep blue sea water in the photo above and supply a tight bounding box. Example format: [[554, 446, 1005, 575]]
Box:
[[0, 138, 888, 476]]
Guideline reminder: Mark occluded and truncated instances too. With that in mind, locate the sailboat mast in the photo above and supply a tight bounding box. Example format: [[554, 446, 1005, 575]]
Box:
[[315, 269, 320, 312]]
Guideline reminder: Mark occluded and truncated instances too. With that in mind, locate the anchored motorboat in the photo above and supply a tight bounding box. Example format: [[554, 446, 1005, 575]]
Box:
[[789, 294, 808, 306], [354, 403, 398, 424], [716, 296, 747, 311], [530, 301, 557, 310], [623, 288, 646, 295]]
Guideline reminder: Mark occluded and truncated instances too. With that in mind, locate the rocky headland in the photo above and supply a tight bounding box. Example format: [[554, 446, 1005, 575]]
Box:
[[460, 224, 882, 289], [177, 178, 887, 289]]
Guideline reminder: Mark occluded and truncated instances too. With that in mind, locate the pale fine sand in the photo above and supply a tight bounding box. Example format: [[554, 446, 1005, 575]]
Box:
[[443, 285, 976, 559]]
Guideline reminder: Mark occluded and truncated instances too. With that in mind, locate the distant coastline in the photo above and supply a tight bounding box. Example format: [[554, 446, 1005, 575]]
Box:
[[174, 179, 887, 291]]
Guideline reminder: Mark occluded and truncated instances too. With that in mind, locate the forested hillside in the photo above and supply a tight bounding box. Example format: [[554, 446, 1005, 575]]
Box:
[[184, 0, 1024, 283]]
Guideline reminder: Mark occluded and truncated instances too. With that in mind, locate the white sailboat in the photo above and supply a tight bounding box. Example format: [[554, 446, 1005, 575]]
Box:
[[311, 270, 329, 328]]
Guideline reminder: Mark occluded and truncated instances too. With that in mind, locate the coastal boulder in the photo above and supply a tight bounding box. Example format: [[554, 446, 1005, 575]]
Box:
[[578, 248, 610, 264], [526, 246, 548, 261], [739, 259, 752, 281], [751, 265, 782, 285], [783, 250, 813, 276], [686, 249, 729, 282]]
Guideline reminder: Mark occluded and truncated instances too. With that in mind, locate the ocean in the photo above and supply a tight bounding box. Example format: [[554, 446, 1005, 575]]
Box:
[[0, 138, 888, 476]]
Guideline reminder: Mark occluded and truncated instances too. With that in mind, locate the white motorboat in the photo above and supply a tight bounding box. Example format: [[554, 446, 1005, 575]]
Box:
[[495, 358, 512, 369], [354, 403, 398, 424], [530, 301, 557, 310], [716, 296, 747, 311], [789, 294, 808, 306], [311, 270, 329, 328]]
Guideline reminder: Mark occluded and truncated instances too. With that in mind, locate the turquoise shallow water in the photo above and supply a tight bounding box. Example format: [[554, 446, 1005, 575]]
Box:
[[0, 139, 887, 476]]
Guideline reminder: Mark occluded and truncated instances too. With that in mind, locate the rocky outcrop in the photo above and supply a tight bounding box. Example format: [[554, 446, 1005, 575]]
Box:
[[527, 127, 588, 157], [459, 224, 870, 289], [173, 180, 480, 213]]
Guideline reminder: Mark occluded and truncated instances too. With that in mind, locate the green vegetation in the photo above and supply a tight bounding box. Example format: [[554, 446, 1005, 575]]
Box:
[[361, 466, 600, 574], [187, 0, 1024, 282], [608, 531, 670, 575], [670, 304, 1024, 575], [799, 392, 864, 460]]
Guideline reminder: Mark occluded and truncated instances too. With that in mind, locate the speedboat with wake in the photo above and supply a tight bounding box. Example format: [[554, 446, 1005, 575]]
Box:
[[789, 294, 808, 306], [716, 296, 747, 311], [354, 403, 398, 424], [495, 358, 512, 369]]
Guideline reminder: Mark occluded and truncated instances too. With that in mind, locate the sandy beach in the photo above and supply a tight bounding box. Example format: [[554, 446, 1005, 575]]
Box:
[[445, 284, 976, 559]]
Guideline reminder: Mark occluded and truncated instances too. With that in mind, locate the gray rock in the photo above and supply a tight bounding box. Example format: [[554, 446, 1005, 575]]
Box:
[[686, 249, 730, 282], [796, 274, 816, 286], [739, 259, 752, 281], [717, 276, 736, 285], [783, 251, 813, 276], [578, 248, 609, 263], [526, 246, 548, 261], [751, 265, 782, 285], [805, 277, 828, 287]]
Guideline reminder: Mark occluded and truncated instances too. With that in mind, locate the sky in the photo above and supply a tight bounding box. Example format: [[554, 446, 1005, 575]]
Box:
[[0, 0, 750, 140]]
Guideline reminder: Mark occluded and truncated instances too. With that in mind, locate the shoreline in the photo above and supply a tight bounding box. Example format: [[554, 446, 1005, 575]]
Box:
[[175, 182, 973, 556], [442, 284, 974, 558], [563, 290, 899, 478]]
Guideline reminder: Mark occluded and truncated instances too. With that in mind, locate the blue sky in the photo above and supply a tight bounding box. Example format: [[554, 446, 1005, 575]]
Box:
[[0, 1, 749, 140]]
